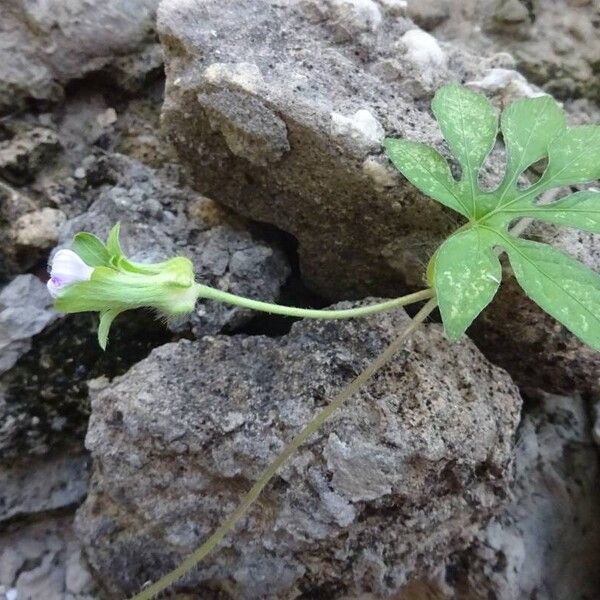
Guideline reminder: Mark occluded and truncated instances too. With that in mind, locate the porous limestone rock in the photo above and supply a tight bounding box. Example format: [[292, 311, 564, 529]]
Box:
[[0, 127, 62, 184], [0, 515, 96, 599], [158, 0, 491, 300], [425, 0, 600, 102], [0, 454, 89, 522], [77, 301, 521, 598]]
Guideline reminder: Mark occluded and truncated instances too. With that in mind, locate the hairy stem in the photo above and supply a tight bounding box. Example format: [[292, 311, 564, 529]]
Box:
[[196, 284, 434, 319], [131, 297, 438, 600]]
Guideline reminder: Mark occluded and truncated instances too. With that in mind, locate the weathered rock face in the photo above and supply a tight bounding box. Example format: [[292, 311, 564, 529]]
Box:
[[0, 454, 89, 523], [77, 302, 522, 598], [421, 0, 600, 103], [0, 515, 96, 600], [0, 275, 58, 374], [158, 0, 498, 299], [0, 0, 161, 110], [448, 393, 600, 599]]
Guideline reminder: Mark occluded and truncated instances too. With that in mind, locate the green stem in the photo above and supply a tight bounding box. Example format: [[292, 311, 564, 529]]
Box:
[[131, 297, 438, 600], [196, 284, 434, 319]]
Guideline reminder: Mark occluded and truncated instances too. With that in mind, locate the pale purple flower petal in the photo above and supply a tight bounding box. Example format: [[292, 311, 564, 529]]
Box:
[[47, 249, 94, 298]]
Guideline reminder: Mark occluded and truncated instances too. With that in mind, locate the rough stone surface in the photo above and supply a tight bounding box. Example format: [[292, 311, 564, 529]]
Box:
[[0, 275, 59, 375], [0, 454, 89, 522], [448, 393, 600, 599], [0, 515, 96, 600], [426, 0, 600, 103], [77, 301, 521, 598], [158, 0, 496, 299], [0, 0, 161, 110], [0, 127, 62, 185]]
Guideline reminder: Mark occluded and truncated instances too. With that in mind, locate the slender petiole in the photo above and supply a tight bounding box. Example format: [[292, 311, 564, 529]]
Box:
[[130, 296, 438, 600], [195, 284, 434, 319]]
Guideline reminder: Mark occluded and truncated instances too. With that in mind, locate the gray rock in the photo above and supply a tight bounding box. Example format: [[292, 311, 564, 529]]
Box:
[[58, 153, 290, 337], [0, 275, 58, 375], [11, 208, 66, 251], [0, 127, 62, 185], [0, 515, 96, 599], [0, 0, 161, 110], [158, 0, 493, 299], [76, 301, 521, 597], [425, 0, 600, 102], [0, 453, 89, 522], [158, 0, 598, 397], [451, 393, 600, 599]]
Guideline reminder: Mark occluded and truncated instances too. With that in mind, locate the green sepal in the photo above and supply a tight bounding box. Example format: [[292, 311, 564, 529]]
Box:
[[98, 309, 121, 350], [72, 233, 111, 267], [105, 222, 124, 258]]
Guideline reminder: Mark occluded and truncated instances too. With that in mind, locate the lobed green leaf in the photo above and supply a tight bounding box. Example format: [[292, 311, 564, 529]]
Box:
[[497, 95, 566, 198], [384, 138, 469, 217], [502, 190, 600, 234], [536, 126, 600, 190], [431, 84, 497, 214], [434, 227, 502, 340], [501, 235, 600, 351]]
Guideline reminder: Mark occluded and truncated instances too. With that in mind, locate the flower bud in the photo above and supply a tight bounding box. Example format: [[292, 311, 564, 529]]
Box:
[[47, 249, 94, 298], [48, 224, 200, 349]]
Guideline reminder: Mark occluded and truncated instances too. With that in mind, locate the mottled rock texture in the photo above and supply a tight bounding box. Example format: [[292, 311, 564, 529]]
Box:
[[0, 515, 96, 600], [0, 454, 89, 522], [423, 0, 600, 103], [77, 302, 522, 598], [0, 275, 58, 374], [449, 393, 600, 599], [158, 0, 497, 300], [0, 0, 161, 110]]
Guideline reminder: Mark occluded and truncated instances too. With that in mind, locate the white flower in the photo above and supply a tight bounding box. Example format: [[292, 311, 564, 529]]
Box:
[[47, 249, 94, 298]]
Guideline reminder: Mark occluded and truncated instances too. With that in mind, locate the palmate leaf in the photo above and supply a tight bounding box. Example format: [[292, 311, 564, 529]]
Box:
[[385, 84, 600, 348], [495, 95, 566, 200], [502, 190, 600, 234]]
